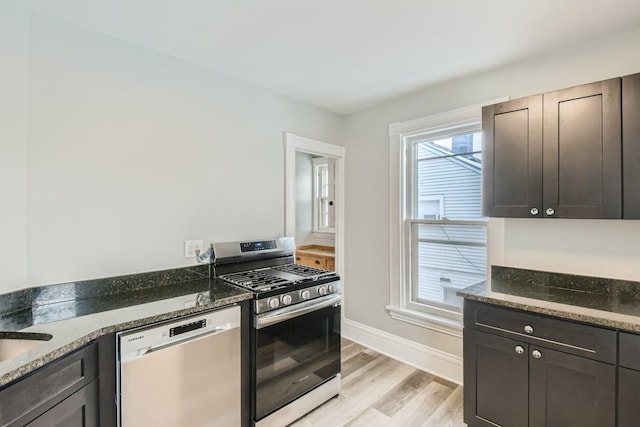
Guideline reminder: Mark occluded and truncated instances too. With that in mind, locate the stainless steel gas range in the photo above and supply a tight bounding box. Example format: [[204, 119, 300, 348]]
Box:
[[212, 237, 341, 427]]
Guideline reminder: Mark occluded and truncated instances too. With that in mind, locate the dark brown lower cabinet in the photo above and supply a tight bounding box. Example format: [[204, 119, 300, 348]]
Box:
[[26, 379, 99, 427], [618, 331, 640, 426], [528, 346, 615, 427], [464, 309, 616, 427], [463, 329, 528, 427], [0, 342, 100, 427], [618, 367, 640, 427]]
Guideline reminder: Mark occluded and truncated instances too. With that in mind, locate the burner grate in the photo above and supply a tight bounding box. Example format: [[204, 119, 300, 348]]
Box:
[[220, 270, 289, 291], [272, 264, 333, 278]]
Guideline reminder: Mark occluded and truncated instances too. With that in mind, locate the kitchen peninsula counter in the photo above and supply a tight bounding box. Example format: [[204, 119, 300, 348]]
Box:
[[0, 265, 252, 387], [458, 265, 640, 333]]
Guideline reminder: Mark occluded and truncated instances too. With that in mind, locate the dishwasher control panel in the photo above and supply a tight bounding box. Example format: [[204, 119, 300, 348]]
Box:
[[118, 305, 240, 358], [170, 319, 206, 337]]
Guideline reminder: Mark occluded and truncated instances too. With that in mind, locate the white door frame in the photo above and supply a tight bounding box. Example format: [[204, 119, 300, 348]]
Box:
[[284, 132, 345, 276]]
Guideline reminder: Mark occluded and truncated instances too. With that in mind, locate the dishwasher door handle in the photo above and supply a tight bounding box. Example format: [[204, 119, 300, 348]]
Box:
[[136, 326, 233, 358]]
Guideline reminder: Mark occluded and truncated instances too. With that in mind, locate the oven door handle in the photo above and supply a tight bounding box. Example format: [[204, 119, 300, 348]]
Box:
[[256, 294, 341, 329]]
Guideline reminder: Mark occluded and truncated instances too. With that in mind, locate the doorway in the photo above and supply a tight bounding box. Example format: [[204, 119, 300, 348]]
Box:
[[284, 132, 345, 276]]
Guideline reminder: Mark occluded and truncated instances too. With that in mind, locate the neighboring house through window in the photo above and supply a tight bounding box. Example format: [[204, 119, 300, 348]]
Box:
[[388, 101, 500, 336]]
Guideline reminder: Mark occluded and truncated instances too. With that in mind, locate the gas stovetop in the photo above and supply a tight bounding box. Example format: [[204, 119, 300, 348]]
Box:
[[219, 264, 336, 293], [212, 237, 341, 313]]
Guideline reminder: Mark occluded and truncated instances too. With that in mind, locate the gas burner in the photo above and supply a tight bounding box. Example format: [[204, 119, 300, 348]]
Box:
[[219, 270, 289, 291], [272, 264, 334, 278]]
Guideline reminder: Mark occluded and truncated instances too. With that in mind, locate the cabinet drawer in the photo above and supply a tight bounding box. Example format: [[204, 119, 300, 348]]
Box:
[[0, 342, 98, 426], [620, 332, 640, 370], [464, 300, 616, 363], [295, 254, 325, 269]]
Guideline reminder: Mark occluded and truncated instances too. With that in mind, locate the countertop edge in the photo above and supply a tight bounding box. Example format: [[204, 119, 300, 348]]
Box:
[[0, 292, 252, 388], [459, 290, 640, 334]]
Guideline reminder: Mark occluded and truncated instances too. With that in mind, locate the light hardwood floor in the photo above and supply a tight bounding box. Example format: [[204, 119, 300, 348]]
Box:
[[290, 338, 465, 427]]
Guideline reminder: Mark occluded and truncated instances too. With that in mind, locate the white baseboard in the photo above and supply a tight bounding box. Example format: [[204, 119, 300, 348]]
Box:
[[342, 318, 463, 385]]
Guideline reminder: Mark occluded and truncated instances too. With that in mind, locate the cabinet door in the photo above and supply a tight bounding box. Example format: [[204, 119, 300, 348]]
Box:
[[463, 329, 528, 427], [619, 367, 640, 427], [1, 343, 98, 427], [482, 95, 543, 217], [26, 380, 98, 427], [623, 73, 640, 218], [528, 346, 615, 427], [542, 78, 622, 218]]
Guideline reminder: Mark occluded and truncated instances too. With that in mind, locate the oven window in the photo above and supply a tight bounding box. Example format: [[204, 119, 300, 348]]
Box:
[[255, 304, 341, 420]]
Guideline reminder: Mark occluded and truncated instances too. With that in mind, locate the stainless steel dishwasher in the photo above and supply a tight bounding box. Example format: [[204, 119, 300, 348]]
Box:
[[116, 305, 241, 426]]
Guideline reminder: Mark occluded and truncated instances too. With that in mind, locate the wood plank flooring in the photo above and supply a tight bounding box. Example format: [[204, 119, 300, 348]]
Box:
[[290, 338, 465, 427]]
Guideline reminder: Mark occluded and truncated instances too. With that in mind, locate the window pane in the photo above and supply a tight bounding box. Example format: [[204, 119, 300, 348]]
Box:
[[415, 131, 482, 221], [409, 128, 486, 311], [411, 222, 486, 309], [413, 132, 482, 160], [321, 167, 329, 198], [320, 198, 329, 229]]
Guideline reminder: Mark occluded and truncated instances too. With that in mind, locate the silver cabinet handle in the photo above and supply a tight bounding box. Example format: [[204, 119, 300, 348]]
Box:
[[515, 345, 525, 355], [546, 207, 555, 216], [530, 207, 539, 216], [524, 325, 534, 334], [532, 349, 542, 359]]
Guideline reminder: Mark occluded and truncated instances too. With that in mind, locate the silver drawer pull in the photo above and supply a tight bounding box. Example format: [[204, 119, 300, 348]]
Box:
[[524, 325, 534, 334], [530, 207, 539, 216], [546, 207, 555, 216], [532, 349, 542, 359], [515, 345, 525, 355]]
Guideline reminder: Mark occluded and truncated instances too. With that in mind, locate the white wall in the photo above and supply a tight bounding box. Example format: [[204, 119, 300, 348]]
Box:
[[0, 6, 344, 291], [344, 26, 640, 360], [295, 151, 314, 245], [0, 1, 29, 289]]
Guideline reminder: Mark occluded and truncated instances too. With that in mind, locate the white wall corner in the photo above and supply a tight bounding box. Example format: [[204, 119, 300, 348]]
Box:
[[342, 318, 463, 385]]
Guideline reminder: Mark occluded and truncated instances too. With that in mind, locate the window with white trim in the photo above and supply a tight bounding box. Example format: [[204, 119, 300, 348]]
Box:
[[387, 102, 494, 335], [312, 157, 335, 233]]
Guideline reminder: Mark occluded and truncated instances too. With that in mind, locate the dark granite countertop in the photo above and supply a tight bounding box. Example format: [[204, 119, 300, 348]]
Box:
[[458, 265, 640, 333], [0, 265, 252, 387]]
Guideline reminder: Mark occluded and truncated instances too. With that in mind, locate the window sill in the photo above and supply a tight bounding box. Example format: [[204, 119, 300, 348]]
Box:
[[311, 230, 335, 240], [385, 305, 463, 338]]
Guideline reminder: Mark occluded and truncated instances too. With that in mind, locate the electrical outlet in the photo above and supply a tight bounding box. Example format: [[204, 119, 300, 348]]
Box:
[[184, 240, 203, 259]]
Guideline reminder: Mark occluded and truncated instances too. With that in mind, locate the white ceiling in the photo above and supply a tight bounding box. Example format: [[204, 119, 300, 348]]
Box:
[[25, 0, 640, 115]]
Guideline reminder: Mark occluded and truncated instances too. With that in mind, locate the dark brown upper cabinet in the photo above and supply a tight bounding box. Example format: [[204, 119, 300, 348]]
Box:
[[483, 78, 622, 219], [623, 73, 640, 219], [482, 96, 543, 218]]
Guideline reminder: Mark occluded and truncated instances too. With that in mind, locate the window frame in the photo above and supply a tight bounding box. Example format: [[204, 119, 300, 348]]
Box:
[[311, 157, 335, 236], [387, 99, 506, 337]]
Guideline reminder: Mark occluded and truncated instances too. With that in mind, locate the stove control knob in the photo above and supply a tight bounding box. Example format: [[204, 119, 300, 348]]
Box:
[[317, 286, 327, 296], [281, 294, 292, 305], [327, 284, 336, 294], [268, 298, 280, 309], [299, 290, 311, 300]]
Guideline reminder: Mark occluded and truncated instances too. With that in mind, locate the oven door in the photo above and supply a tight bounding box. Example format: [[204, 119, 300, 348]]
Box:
[[254, 293, 341, 421]]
